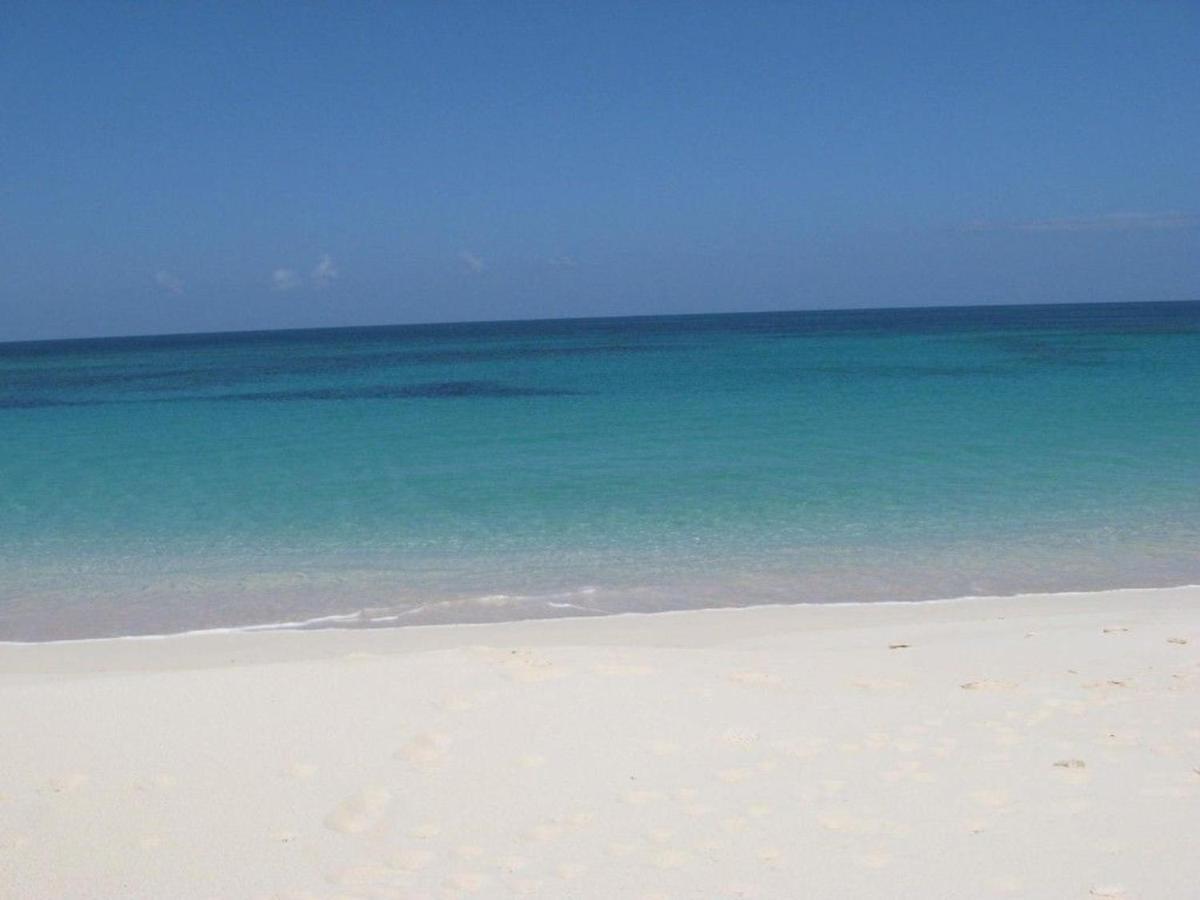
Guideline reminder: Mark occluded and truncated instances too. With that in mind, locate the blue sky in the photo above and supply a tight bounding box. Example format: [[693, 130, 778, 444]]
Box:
[[2, 2, 1197, 340]]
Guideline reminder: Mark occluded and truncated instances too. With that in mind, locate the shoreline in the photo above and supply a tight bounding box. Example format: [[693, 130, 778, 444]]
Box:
[[2, 579, 1198, 651], [2, 584, 1197, 898]]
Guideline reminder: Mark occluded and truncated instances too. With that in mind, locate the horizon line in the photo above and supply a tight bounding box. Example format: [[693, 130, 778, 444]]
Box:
[[3, 296, 1198, 348]]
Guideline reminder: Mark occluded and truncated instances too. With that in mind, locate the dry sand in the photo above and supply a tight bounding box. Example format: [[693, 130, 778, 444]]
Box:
[[0, 585, 1197, 899]]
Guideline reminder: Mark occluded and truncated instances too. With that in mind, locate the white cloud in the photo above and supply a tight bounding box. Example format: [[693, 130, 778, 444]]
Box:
[[153, 270, 184, 295], [312, 254, 338, 288], [965, 212, 1198, 233], [271, 268, 302, 291], [458, 250, 485, 273], [546, 255, 578, 268]]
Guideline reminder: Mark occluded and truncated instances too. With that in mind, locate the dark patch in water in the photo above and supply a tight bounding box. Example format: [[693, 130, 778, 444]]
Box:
[[0, 380, 579, 412], [808, 364, 1005, 378], [0, 396, 99, 410], [0, 343, 651, 394], [207, 381, 580, 402], [981, 336, 1120, 368]]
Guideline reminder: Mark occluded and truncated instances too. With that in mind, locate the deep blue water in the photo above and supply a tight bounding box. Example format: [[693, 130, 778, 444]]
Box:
[[1, 301, 1198, 639]]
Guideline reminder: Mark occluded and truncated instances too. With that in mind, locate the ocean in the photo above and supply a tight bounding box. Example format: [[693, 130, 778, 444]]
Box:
[[1, 301, 1197, 640]]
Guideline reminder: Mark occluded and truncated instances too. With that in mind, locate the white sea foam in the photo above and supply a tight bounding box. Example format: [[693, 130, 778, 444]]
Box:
[[4, 581, 1196, 646]]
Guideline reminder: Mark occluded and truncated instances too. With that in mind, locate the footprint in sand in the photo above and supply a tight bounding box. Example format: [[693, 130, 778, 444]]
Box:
[[133, 773, 178, 792], [46, 773, 89, 794], [624, 789, 665, 805], [882, 761, 936, 784], [443, 872, 488, 893], [151, 773, 177, 789], [0, 834, 30, 852], [1102, 627, 1129, 634], [1089, 886, 1127, 898], [818, 814, 887, 835], [819, 779, 846, 796], [437, 693, 477, 712], [652, 849, 691, 870], [727, 884, 762, 897], [717, 768, 754, 784], [724, 816, 749, 832], [756, 847, 783, 866], [1052, 760, 1090, 785], [323, 787, 392, 834], [852, 677, 908, 692], [989, 725, 1025, 748], [1167, 637, 1189, 646], [960, 680, 1017, 692], [729, 671, 781, 687], [396, 731, 452, 769], [855, 851, 892, 869], [720, 728, 760, 750], [988, 876, 1024, 894], [389, 847, 435, 871], [770, 736, 826, 760], [525, 821, 563, 842], [500, 650, 566, 684], [929, 741, 957, 760], [330, 865, 394, 888], [594, 662, 656, 676], [286, 762, 319, 780], [968, 789, 1011, 809], [865, 732, 891, 748]]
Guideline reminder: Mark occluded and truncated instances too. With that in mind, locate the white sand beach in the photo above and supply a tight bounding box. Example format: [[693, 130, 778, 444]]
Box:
[[1, 586, 1197, 899]]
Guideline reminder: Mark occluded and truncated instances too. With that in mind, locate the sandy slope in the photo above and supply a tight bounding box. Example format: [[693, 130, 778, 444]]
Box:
[[0, 586, 1197, 899]]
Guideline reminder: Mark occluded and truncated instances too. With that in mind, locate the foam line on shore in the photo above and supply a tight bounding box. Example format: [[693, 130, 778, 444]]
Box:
[[2, 580, 1196, 647]]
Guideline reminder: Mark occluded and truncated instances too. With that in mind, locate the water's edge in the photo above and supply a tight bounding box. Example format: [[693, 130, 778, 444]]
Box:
[[4, 578, 1196, 647]]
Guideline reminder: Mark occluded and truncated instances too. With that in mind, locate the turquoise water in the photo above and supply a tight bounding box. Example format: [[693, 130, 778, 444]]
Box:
[[1, 302, 1198, 640]]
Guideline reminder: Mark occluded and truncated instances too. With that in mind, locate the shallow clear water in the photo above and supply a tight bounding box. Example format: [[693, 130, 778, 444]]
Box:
[[1, 302, 1198, 640]]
